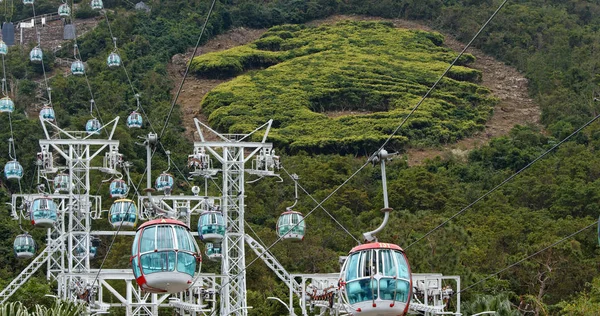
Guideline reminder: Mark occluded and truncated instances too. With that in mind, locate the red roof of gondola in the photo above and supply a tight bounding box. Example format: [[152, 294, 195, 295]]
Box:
[[137, 218, 189, 231], [349, 242, 404, 253]]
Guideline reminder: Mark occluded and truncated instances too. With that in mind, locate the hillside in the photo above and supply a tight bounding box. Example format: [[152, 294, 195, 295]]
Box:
[[1, 1, 600, 315], [189, 21, 497, 154], [171, 16, 540, 165]]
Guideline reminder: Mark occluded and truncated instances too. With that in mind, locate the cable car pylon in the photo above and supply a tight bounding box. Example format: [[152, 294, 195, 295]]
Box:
[[190, 118, 278, 316]]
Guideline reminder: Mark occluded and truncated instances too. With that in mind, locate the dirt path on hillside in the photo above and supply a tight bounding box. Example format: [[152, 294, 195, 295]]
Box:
[[168, 16, 541, 163]]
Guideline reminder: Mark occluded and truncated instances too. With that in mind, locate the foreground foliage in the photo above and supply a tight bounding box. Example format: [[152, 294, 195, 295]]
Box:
[[193, 21, 496, 153], [0, 300, 86, 316]]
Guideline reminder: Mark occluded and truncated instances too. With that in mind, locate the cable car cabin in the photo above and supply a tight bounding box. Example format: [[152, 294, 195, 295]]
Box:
[[39, 106, 55, 121], [86, 118, 101, 135], [75, 246, 97, 259], [205, 243, 222, 261], [91, 0, 103, 10], [131, 219, 201, 293], [58, 3, 70, 16], [71, 60, 85, 75], [339, 243, 412, 316], [0, 41, 6, 55], [109, 199, 137, 228], [30, 47, 42, 62], [4, 160, 23, 180], [198, 210, 225, 243], [30, 197, 58, 228], [0, 96, 14, 113], [109, 179, 129, 198], [277, 210, 305, 241], [22, 0, 34, 4], [127, 111, 143, 128], [53, 173, 71, 193], [155, 173, 174, 192], [107, 52, 121, 67], [13, 234, 35, 259]]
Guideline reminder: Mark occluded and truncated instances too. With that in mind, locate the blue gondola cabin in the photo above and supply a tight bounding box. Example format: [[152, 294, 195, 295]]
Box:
[[131, 219, 201, 293], [109, 199, 137, 228], [13, 234, 35, 259], [30, 197, 58, 228]]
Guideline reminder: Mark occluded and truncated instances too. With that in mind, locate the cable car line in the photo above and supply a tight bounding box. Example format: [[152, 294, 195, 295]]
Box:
[[67, 0, 108, 136], [1, 24, 24, 192], [281, 165, 361, 244], [272, 0, 511, 253], [99, 8, 194, 192], [90, 166, 140, 290], [125, 0, 219, 204], [245, 219, 267, 249], [375, 0, 509, 153], [101, 9, 157, 135], [405, 110, 600, 250], [99, 11, 196, 198], [30, 3, 53, 105], [456, 220, 596, 296], [206, 164, 371, 315], [158, 0, 217, 140], [90, 200, 137, 290]]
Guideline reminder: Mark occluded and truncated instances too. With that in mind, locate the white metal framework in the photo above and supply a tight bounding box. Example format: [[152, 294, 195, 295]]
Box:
[[2, 117, 463, 316], [191, 118, 277, 316]]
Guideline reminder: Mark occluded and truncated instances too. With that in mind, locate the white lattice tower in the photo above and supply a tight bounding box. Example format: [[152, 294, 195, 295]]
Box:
[[37, 118, 121, 302], [193, 118, 275, 316]]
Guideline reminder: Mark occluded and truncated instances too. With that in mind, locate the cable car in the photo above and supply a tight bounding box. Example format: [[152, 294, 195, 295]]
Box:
[[127, 111, 143, 128], [339, 243, 412, 316], [0, 40, 7, 55], [108, 199, 137, 228], [71, 60, 85, 75], [39, 106, 55, 121], [13, 233, 35, 259], [155, 173, 174, 192], [53, 173, 71, 193], [131, 218, 201, 293], [276, 210, 305, 241], [30, 197, 58, 228], [198, 209, 225, 243], [0, 96, 14, 113], [4, 160, 23, 180], [22, 0, 34, 4], [205, 243, 221, 261], [58, 3, 70, 16], [91, 0, 103, 10], [109, 179, 129, 198], [30, 47, 42, 62], [107, 52, 121, 67], [86, 118, 101, 134], [75, 246, 97, 259]]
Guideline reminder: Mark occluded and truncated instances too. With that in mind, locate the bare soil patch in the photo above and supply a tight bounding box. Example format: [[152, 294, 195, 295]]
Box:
[[167, 27, 265, 141], [168, 16, 541, 163]]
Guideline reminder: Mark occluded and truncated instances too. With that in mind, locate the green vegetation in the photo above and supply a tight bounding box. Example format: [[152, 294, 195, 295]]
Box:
[[0, 300, 85, 316], [0, 0, 600, 315], [193, 21, 495, 153]]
